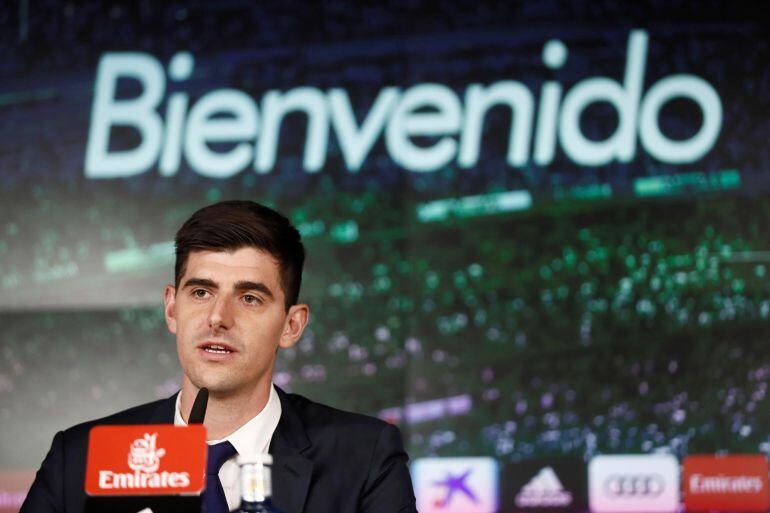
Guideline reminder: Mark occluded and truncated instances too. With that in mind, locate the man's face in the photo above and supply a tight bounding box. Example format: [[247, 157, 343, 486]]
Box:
[[163, 247, 307, 397]]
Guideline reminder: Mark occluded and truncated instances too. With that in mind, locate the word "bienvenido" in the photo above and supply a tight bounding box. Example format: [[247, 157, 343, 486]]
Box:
[[85, 30, 722, 178]]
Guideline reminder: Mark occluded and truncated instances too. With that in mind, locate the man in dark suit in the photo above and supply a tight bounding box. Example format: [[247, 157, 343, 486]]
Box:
[[21, 201, 417, 513]]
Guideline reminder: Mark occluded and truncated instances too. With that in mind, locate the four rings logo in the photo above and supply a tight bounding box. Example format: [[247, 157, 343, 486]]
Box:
[[589, 455, 679, 513], [604, 474, 664, 497]]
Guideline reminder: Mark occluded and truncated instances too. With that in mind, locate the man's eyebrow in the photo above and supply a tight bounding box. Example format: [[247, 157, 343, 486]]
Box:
[[182, 277, 219, 290], [182, 278, 275, 299], [233, 281, 274, 299]]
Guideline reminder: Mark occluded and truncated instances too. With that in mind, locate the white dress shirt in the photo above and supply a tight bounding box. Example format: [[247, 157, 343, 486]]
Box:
[[174, 384, 282, 511]]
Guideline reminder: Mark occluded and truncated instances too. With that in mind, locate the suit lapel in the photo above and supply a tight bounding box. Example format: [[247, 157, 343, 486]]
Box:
[[149, 392, 178, 423], [270, 387, 313, 513]]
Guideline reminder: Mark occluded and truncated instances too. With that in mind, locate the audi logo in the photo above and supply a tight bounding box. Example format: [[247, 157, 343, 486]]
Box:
[[603, 474, 665, 497]]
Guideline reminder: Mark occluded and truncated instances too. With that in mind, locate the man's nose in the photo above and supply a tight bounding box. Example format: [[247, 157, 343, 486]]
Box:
[[207, 295, 234, 330]]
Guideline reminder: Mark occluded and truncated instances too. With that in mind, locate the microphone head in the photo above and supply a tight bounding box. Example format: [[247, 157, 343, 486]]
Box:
[[188, 387, 209, 424]]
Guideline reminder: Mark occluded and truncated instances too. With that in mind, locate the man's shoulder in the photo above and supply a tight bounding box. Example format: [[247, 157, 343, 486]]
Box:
[[274, 389, 416, 512], [62, 394, 177, 441]]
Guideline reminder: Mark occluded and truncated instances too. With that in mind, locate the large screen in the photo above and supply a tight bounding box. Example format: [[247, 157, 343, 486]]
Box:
[[1, 2, 769, 512]]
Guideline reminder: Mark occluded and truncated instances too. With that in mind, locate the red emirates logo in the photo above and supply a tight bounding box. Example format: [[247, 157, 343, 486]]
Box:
[[683, 455, 770, 512], [85, 425, 206, 496]]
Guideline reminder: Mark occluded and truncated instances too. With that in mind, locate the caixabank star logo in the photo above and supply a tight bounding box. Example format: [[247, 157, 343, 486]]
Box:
[[412, 457, 499, 513]]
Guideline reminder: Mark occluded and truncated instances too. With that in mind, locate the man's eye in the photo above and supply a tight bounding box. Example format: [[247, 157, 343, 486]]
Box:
[[243, 294, 262, 305], [193, 289, 208, 298]]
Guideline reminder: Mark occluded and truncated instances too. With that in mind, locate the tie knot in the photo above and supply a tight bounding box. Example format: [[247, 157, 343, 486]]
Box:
[[206, 441, 237, 476]]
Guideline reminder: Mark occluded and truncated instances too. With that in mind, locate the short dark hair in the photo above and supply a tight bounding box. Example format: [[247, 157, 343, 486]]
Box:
[[174, 201, 304, 310]]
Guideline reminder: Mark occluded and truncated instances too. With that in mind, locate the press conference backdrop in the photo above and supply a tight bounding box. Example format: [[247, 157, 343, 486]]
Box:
[[1, 1, 769, 512]]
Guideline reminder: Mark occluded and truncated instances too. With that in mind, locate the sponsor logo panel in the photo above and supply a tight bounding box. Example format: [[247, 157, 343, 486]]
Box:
[[411, 457, 499, 513], [588, 454, 679, 513], [85, 425, 206, 496], [683, 454, 770, 512], [502, 458, 587, 513]]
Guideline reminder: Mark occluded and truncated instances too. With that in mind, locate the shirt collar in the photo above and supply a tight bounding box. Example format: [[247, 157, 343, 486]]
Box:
[[174, 384, 282, 457]]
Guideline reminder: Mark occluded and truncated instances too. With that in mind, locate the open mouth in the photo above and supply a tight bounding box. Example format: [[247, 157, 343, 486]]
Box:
[[200, 343, 234, 354]]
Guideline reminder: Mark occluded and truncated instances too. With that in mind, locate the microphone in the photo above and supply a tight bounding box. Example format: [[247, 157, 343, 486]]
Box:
[[188, 387, 209, 424]]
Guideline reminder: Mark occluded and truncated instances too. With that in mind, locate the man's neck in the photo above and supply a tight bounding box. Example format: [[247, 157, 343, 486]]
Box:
[[180, 380, 272, 440]]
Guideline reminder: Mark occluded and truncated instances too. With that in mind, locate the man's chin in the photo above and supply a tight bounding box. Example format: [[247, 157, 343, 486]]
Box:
[[185, 371, 237, 395], [183, 364, 267, 398], [191, 379, 237, 395]]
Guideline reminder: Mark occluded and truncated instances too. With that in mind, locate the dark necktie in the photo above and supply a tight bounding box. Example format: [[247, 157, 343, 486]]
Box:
[[204, 441, 237, 513]]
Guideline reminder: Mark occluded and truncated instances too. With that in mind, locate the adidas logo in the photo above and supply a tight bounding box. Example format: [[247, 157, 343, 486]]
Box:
[[515, 467, 573, 507]]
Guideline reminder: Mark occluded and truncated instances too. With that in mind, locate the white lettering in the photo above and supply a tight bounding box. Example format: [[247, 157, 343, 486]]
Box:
[[534, 39, 567, 166], [85, 53, 165, 178], [559, 30, 647, 166], [639, 75, 722, 163], [160, 92, 188, 176], [170, 471, 190, 487], [159, 52, 194, 176], [386, 83, 461, 172], [98, 470, 114, 489], [458, 81, 534, 168], [256, 87, 328, 173], [185, 90, 258, 178], [97, 471, 191, 490], [115, 472, 134, 488], [84, 30, 723, 178], [690, 473, 764, 494], [328, 87, 400, 172]]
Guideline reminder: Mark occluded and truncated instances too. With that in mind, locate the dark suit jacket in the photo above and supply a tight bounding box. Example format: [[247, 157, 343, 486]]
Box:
[[20, 387, 418, 513]]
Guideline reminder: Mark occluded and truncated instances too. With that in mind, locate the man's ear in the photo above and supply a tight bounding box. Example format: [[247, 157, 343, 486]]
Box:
[[163, 284, 178, 334], [279, 303, 309, 349]]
